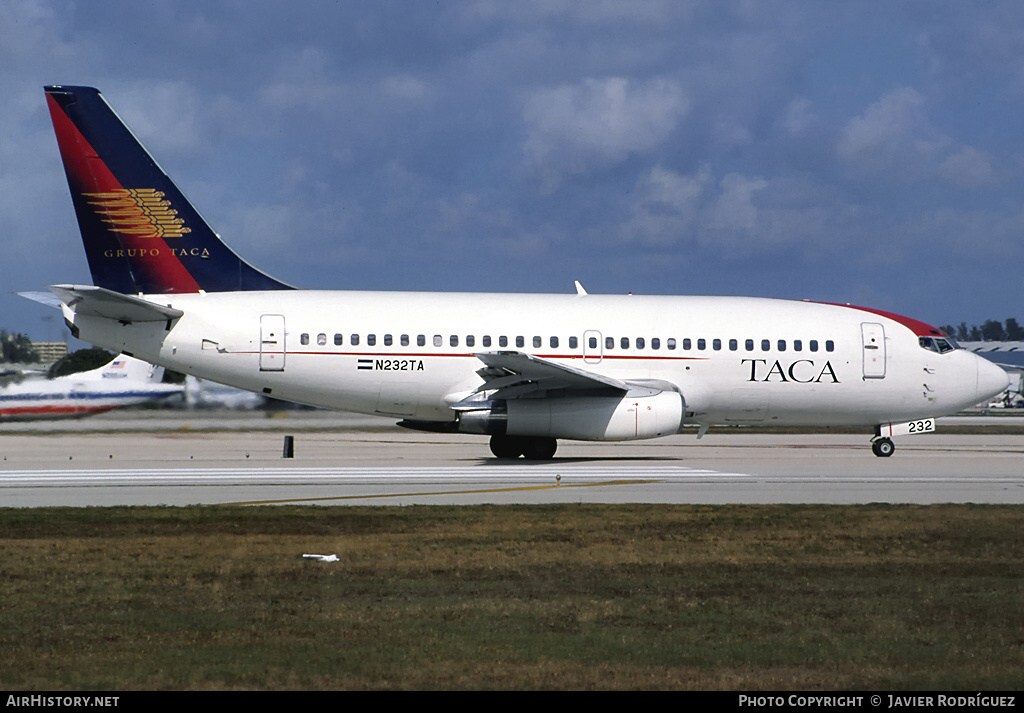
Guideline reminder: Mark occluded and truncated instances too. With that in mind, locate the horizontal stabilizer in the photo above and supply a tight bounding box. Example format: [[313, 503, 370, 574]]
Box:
[[49, 284, 183, 323], [16, 291, 64, 309]]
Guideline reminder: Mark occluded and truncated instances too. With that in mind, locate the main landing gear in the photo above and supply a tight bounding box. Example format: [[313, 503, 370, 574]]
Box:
[[489, 435, 558, 460], [871, 437, 895, 458]]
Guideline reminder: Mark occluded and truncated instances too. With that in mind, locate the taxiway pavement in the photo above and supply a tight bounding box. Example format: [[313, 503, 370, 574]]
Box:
[[2, 411, 1022, 506]]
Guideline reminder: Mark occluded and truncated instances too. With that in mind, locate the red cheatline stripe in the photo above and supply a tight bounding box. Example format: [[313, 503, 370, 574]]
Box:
[[1, 405, 115, 416]]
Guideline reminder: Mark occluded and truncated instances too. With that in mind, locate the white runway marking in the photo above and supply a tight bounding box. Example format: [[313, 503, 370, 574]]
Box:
[[3, 465, 1023, 487], [0, 465, 744, 486]]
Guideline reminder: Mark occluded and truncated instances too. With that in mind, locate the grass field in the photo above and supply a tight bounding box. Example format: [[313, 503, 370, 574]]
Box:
[[1, 504, 1022, 690]]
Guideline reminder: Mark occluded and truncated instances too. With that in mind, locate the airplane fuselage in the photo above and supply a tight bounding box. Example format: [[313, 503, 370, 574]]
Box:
[[63, 290, 998, 432]]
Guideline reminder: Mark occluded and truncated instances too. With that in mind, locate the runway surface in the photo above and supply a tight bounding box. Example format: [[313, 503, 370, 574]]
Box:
[[2, 411, 1022, 506]]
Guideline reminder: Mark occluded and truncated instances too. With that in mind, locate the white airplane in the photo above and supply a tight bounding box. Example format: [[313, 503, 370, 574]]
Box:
[[32, 85, 1008, 458], [0, 353, 183, 421]]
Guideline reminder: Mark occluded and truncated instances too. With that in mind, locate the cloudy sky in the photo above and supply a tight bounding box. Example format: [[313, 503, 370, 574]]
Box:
[[2, 1, 1023, 343]]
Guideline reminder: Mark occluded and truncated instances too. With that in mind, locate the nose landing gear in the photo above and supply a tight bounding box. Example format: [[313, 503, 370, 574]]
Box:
[[871, 436, 895, 457]]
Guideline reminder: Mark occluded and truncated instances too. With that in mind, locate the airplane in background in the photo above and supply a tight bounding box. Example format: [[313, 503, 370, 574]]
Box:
[[29, 85, 1008, 458], [0, 353, 183, 421]]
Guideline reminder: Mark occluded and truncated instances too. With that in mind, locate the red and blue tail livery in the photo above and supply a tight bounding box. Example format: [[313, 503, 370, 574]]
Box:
[[45, 85, 292, 294]]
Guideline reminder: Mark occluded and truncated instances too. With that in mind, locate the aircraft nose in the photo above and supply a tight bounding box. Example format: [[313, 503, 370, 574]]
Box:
[[976, 355, 1010, 402]]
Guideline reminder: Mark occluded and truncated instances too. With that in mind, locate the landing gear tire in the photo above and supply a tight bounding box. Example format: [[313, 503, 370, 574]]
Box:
[[520, 437, 557, 461], [871, 438, 895, 458], [490, 435, 523, 459]]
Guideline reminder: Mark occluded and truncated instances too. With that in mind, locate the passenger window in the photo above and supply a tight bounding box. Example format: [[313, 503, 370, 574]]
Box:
[[745, 339, 754, 351], [384, 334, 393, 347], [778, 340, 786, 351], [533, 336, 541, 348], [433, 335, 442, 347], [499, 336, 508, 347], [697, 338, 706, 350], [334, 333, 343, 346], [810, 340, 818, 352], [621, 337, 629, 349], [589, 336, 597, 349], [729, 339, 737, 351], [651, 337, 660, 350], [367, 334, 376, 346], [713, 338, 722, 351], [300, 333, 310, 346], [826, 340, 834, 352], [317, 333, 327, 346], [550, 336, 559, 348], [351, 334, 360, 346], [450, 335, 459, 347], [516, 336, 525, 348], [401, 334, 409, 347], [467, 335, 475, 347], [793, 339, 802, 352], [569, 336, 578, 349], [417, 334, 425, 347], [636, 337, 645, 349], [761, 339, 770, 351], [483, 335, 491, 347], [606, 337, 614, 350]]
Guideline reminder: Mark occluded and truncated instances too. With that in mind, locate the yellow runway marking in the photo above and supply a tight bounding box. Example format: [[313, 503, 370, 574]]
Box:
[[221, 479, 663, 506]]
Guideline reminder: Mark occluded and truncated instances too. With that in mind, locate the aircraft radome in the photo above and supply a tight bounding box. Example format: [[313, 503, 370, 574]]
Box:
[[29, 85, 1009, 459]]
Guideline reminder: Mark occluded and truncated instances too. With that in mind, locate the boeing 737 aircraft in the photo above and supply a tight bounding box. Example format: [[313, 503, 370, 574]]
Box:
[[32, 85, 1008, 458], [0, 353, 182, 421]]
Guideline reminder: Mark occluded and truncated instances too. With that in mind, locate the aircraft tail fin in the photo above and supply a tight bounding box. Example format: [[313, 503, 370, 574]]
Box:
[[77, 355, 166, 384], [44, 85, 293, 294]]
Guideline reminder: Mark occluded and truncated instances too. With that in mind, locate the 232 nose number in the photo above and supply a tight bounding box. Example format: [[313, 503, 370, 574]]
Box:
[[907, 419, 935, 433]]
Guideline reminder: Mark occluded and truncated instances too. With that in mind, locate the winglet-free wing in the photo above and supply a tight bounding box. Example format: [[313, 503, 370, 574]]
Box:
[[464, 351, 628, 403]]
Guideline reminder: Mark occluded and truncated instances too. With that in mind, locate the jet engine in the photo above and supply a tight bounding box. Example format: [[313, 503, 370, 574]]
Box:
[[455, 390, 685, 442]]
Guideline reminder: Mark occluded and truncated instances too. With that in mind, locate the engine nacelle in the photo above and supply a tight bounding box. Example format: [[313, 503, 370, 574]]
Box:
[[457, 391, 685, 442]]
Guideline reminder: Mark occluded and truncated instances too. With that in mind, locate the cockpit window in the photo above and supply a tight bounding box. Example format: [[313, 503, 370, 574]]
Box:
[[919, 336, 960, 353]]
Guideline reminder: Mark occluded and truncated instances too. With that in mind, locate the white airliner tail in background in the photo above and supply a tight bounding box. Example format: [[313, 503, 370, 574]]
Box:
[[0, 354, 183, 421], [34, 85, 1009, 457]]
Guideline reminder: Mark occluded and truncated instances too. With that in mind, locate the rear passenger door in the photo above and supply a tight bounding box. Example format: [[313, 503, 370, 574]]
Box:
[[260, 314, 286, 372]]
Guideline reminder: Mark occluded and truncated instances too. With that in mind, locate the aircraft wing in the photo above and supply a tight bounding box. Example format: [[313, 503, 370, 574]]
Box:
[[464, 351, 629, 402], [48, 284, 184, 323]]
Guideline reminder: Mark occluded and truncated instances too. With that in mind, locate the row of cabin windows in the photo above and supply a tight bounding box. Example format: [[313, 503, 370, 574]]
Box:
[[298, 332, 835, 353]]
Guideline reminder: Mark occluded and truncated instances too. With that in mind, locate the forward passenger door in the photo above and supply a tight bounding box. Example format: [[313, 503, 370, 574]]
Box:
[[861, 322, 886, 379]]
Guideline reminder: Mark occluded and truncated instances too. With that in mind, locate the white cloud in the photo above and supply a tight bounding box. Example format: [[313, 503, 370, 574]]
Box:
[[837, 87, 993, 187], [381, 75, 430, 102], [781, 98, 818, 136], [836, 87, 937, 174], [708, 173, 768, 232], [622, 165, 711, 246], [938, 146, 995, 188], [523, 76, 688, 190]]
